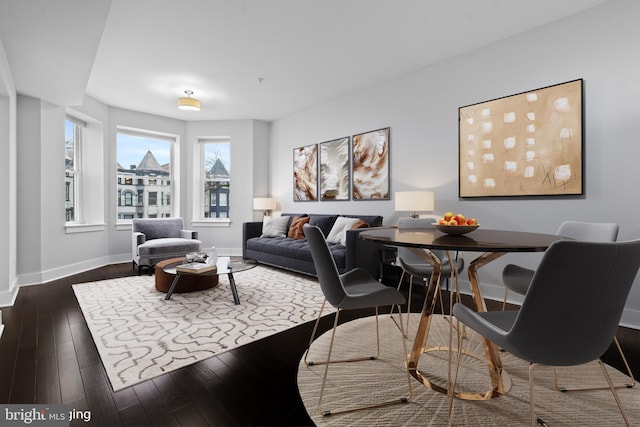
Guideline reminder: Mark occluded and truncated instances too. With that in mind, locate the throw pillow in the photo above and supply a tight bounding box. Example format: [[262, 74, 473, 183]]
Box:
[[326, 216, 361, 246], [288, 215, 310, 239], [261, 216, 290, 238], [351, 219, 371, 229], [309, 215, 338, 237]]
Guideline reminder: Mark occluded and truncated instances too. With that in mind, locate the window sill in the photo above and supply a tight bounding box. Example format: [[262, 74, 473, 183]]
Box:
[[65, 223, 107, 234], [191, 219, 232, 228]]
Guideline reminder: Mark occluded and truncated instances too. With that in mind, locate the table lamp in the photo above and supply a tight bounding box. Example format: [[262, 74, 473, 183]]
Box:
[[253, 197, 277, 217], [394, 191, 434, 218]]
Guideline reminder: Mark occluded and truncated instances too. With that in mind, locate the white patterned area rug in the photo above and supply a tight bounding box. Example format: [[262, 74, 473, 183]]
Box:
[[73, 265, 329, 391], [299, 314, 640, 426]]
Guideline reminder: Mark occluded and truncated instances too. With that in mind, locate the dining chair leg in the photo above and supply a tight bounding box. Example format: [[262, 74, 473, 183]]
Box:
[[501, 287, 509, 311], [391, 270, 417, 339], [304, 299, 327, 366], [529, 360, 630, 427], [305, 303, 380, 367], [598, 359, 632, 426], [318, 309, 341, 413], [396, 308, 413, 403], [317, 307, 412, 416], [406, 275, 415, 333], [389, 271, 406, 335], [553, 336, 635, 391], [447, 315, 464, 425], [528, 363, 546, 427]]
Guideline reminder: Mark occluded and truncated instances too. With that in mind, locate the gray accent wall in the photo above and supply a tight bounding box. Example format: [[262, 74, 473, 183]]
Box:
[[269, 0, 640, 327]]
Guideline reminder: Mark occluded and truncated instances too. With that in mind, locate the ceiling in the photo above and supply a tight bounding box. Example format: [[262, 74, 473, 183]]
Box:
[[0, 0, 609, 122]]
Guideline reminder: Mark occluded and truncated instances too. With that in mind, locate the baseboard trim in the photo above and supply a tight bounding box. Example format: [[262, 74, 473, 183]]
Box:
[[0, 282, 19, 308], [17, 248, 243, 288], [18, 254, 130, 287]]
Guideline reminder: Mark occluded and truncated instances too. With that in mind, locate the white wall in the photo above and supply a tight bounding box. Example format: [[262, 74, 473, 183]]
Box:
[[16, 96, 113, 285], [270, 0, 640, 328], [0, 37, 17, 316]]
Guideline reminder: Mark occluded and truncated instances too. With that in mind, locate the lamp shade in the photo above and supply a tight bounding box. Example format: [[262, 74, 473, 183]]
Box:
[[253, 197, 277, 211], [177, 90, 201, 111], [395, 191, 435, 217]]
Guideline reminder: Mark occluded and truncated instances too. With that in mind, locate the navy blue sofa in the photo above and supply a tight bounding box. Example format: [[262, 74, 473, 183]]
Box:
[[242, 213, 383, 277]]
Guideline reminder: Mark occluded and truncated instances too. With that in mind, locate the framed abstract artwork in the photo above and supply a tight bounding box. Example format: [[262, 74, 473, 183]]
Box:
[[319, 137, 350, 201], [293, 144, 318, 201], [459, 79, 583, 198], [351, 127, 390, 200]]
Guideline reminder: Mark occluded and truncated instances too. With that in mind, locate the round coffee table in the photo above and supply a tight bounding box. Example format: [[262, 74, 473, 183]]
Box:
[[155, 257, 219, 293], [162, 257, 257, 304]]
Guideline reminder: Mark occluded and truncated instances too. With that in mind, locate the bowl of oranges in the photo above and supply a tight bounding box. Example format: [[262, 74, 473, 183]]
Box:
[[433, 212, 479, 235]]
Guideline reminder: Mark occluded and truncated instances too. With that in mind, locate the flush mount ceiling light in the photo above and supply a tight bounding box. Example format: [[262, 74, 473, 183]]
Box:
[[177, 90, 201, 111]]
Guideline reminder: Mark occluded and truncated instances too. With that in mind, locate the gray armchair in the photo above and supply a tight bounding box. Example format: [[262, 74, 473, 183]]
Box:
[[132, 218, 201, 274]]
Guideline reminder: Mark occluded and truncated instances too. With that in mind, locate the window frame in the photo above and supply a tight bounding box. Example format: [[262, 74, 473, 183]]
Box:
[[197, 137, 231, 224], [116, 127, 179, 224], [65, 116, 85, 224], [64, 109, 106, 234]]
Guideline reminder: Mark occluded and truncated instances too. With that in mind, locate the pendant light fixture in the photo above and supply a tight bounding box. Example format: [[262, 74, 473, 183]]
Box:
[[177, 90, 201, 111]]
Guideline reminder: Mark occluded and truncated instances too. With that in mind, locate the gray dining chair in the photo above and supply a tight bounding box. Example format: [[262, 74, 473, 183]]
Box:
[[302, 224, 412, 416], [501, 221, 634, 391], [502, 221, 619, 304], [394, 218, 464, 334], [452, 239, 640, 427]]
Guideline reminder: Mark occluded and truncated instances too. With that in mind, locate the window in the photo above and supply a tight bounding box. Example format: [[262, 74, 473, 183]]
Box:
[[117, 130, 175, 221], [201, 139, 231, 219], [65, 118, 83, 223], [64, 110, 107, 233]]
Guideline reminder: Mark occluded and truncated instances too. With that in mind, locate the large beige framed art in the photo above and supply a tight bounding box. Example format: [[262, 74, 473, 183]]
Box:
[[459, 79, 583, 198]]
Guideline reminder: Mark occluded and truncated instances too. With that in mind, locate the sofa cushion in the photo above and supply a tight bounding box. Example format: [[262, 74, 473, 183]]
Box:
[[288, 215, 310, 239], [137, 238, 201, 256], [342, 214, 383, 227], [261, 216, 290, 237], [245, 236, 346, 269], [309, 215, 338, 237], [133, 218, 184, 240], [327, 216, 361, 246]]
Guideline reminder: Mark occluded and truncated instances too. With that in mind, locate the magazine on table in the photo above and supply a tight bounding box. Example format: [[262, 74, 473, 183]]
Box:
[[176, 262, 218, 274]]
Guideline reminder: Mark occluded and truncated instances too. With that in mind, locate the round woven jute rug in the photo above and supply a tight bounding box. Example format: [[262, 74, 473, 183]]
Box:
[[298, 314, 640, 426]]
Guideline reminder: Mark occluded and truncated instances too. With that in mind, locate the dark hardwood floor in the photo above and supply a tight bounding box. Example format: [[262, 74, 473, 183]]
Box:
[[1, 262, 639, 426]]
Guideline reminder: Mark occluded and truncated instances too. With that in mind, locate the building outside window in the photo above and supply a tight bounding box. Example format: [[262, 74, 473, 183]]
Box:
[[65, 118, 83, 223], [202, 139, 230, 219], [116, 131, 173, 221]]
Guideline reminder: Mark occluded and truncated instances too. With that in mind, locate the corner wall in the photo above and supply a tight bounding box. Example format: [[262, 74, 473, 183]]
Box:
[[0, 37, 17, 318], [269, 0, 640, 328]]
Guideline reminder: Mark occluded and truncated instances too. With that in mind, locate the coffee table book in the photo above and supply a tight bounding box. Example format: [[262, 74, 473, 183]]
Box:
[[176, 262, 218, 274]]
